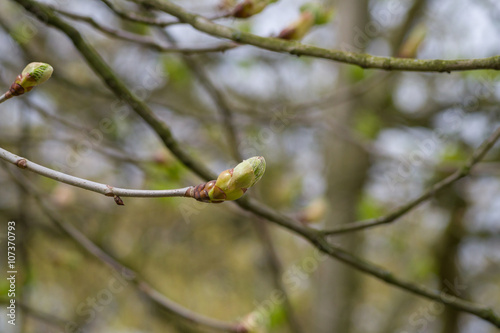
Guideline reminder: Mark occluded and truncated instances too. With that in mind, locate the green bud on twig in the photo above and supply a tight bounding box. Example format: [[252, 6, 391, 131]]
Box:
[[277, 2, 334, 40], [300, 3, 333, 25], [231, 0, 278, 18], [2, 62, 53, 102], [186, 156, 266, 203]]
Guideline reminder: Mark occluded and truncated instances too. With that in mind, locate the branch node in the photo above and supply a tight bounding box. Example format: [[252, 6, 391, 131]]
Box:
[[105, 185, 115, 197], [231, 30, 242, 42], [16, 158, 28, 169]]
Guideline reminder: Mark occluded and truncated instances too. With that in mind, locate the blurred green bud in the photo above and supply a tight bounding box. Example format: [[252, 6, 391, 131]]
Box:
[[278, 3, 333, 40], [210, 156, 266, 201], [300, 3, 334, 25], [278, 13, 315, 40], [231, 0, 278, 18]]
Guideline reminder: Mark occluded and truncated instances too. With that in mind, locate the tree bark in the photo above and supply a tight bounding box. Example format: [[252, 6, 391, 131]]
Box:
[[315, 1, 370, 332]]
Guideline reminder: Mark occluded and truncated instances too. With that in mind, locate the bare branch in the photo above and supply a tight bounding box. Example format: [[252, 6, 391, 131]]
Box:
[[13, 0, 216, 181], [8, 171, 247, 333], [159, 30, 242, 160], [132, 0, 500, 72], [101, 0, 182, 27], [323, 126, 500, 235], [0, 146, 190, 198], [52, 6, 237, 54], [311, 235, 500, 328], [100, 0, 229, 27]]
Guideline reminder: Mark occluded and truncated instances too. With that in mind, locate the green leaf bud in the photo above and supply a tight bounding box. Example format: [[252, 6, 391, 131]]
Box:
[[17, 62, 54, 92], [3, 62, 54, 101], [186, 157, 266, 203], [210, 156, 266, 202]]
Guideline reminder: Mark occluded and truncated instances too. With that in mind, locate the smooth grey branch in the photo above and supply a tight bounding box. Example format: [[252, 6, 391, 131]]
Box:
[[0, 146, 190, 198]]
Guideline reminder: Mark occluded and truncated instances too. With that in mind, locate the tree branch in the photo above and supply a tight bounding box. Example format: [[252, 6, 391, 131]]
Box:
[[52, 6, 237, 54], [131, 0, 500, 72], [12, 0, 216, 181], [0, 93, 8, 104], [159, 30, 242, 161], [310, 235, 500, 328], [323, 126, 500, 235], [101, 0, 182, 27], [100, 0, 229, 27], [8, 170, 247, 333], [0, 146, 190, 198]]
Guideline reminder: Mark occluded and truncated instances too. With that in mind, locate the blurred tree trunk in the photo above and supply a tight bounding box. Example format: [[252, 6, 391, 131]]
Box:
[[436, 190, 467, 333], [315, 1, 370, 332]]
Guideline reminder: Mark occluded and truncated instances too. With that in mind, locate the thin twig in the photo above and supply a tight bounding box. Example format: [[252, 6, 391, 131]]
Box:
[[14, 0, 216, 181], [0, 146, 190, 198], [17, 302, 69, 332], [23, 100, 151, 166], [157, 29, 301, 331], [8, 171, 247, 333], [159, 30, 242, 161], [100, 0, 230, 27], [323, 126, 500, 235], [159, 29, 301, 331], [53, 6, 237, 54], [311, 235, 500, 328], [235, 197, 500, 328], [132, 0, 500, 72], [101, 0, 181, 27], [0, 93, 9, 104]]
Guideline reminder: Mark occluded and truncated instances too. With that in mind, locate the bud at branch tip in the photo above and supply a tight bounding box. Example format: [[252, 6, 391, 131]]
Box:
[[1, 62, 53, 103]]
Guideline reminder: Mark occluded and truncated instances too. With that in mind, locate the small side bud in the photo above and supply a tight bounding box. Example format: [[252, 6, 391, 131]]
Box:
[[231, 0, 279, 18], [277, 2, 334, 40], [297, 197, 327, 224]]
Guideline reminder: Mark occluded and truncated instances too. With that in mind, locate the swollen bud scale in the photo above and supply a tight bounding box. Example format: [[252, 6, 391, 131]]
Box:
[[186, 156, 266, 203]]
